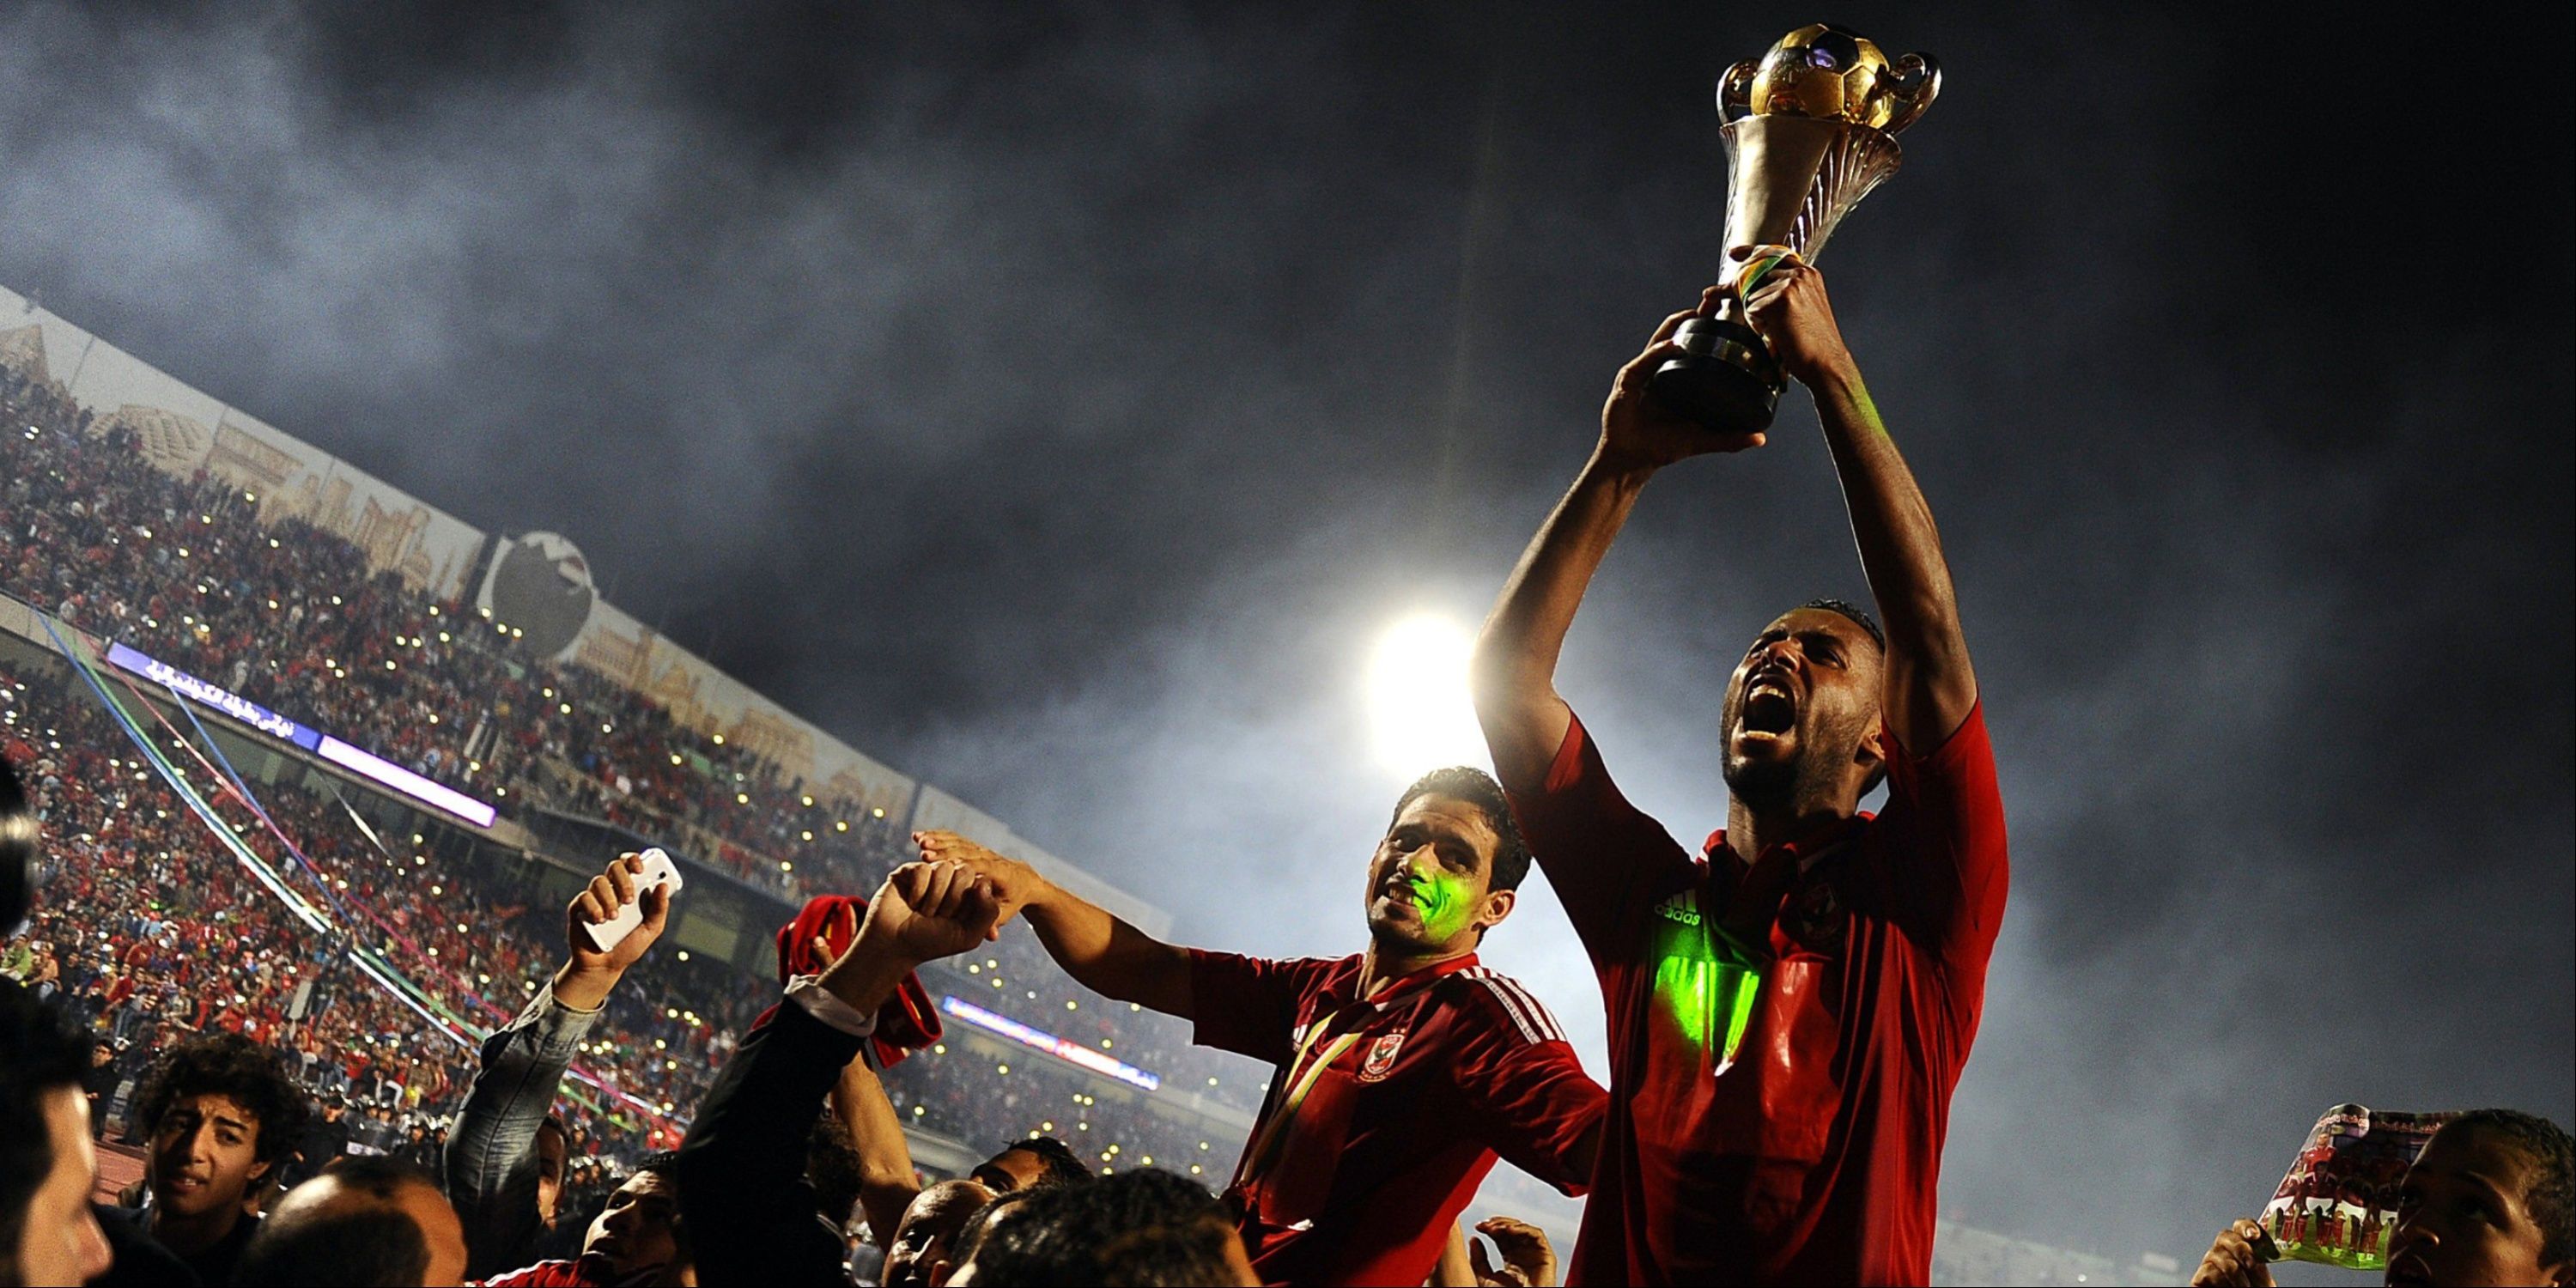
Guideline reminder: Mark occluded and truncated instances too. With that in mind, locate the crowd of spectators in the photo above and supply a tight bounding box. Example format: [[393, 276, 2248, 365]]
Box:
[[0, 650, 1255, 1185], [3, 354, 906, 901], [3, 352, 1271, 1117]]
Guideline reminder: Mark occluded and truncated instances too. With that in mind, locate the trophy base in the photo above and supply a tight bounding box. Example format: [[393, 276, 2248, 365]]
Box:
[[1650, 315, 1783, 435]]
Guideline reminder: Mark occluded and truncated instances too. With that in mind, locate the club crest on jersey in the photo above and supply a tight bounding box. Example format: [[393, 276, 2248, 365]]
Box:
[[1358, 1030, 1406, 1082]]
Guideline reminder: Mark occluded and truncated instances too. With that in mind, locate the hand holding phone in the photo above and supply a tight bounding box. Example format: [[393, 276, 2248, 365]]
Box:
[[582, 848, 683, 954]]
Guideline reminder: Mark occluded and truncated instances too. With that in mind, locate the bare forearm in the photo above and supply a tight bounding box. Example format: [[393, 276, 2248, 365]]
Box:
[[830, 1058, 920, 1245], [1809, 365, 1977, 744], [1472, 451, 1649, 786], [1022, 889, 1193, 1018]]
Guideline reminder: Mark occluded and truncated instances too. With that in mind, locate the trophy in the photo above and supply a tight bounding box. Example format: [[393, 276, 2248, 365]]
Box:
[[1649, 24, 1939, 434]]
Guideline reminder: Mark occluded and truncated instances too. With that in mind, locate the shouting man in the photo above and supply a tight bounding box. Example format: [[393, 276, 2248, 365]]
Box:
[[914, 764, 1606, 1287], [1471, 252, 2007, 1285]]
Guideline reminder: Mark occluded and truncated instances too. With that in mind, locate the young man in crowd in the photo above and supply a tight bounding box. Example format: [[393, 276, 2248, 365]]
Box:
[[913, 762, 1608, 1287], [110, 1030, 315, 1285], [234, 1157, 469, 1287], [2193, 1109, 2575, 1288], [445, 852, 683, 1285], [1, 980, 117, 1286], [1471, 254, 2006, 1285]]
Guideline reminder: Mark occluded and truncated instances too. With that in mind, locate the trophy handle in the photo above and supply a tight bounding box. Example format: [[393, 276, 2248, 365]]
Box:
[[1716, 58, 1760, 122], [1880, 52, 1941, 133]]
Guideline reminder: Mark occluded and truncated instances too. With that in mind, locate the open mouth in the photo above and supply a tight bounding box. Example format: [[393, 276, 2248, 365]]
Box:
[[1739, 674, 1798, 737]]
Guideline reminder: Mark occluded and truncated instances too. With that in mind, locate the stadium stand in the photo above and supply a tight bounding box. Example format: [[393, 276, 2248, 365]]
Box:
[[1, 313, 1267, 1216]]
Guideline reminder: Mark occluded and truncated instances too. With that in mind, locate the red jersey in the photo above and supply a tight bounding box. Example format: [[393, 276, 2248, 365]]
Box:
[[1191, 949, 1605, 1287], [1509, 703, 2008, 1286]]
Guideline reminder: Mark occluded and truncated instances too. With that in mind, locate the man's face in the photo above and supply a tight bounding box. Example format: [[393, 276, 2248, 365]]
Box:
[[583, 1170, 680, 1279], [91, 1044, 112, 1067], [533, 1125, 568, 1226], [969, 1148, 1046, 1194], [2385, 1124, 2570, 1288], [149, 1091, 269, 1219], [884, 1180, 992, 1288], [12, 1087, 113, 1286], [1719, 609, 1885, 808], [1364, 794, 1507, 954]]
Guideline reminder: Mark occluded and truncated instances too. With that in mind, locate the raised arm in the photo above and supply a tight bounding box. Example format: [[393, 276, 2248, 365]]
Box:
[[1469, 287, 1762, 789], [911, 831, 1194, 1018], [1741, 249, 1977, 749], [447, 854, 668, 1279], [680, 861, 1003, 1286]]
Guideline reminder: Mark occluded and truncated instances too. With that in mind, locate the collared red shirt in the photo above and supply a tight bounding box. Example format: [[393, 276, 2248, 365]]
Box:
[[1190, 948, 1604, 1288], [1509, 703, 2008, 1287]]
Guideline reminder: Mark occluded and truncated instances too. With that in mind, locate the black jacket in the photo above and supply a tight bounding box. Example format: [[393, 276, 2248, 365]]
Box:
[[675, 1000, 863, 1286]]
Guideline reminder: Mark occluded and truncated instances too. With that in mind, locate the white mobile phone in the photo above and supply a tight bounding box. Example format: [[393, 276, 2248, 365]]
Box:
[[584, 848, 683, 953]]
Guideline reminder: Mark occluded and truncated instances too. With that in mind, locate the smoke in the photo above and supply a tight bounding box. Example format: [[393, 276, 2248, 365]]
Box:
[[3, 0, 2567, 1272]]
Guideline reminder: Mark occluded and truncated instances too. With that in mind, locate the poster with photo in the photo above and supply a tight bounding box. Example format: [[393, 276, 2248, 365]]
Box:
[[2258, 1103, 2454, 1271]]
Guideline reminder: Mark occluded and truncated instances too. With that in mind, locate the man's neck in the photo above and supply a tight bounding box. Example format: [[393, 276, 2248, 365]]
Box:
[[1358, 939, 1473, 997], [1721, 793, 1856, 867], [148, 1195, 241, 1257]]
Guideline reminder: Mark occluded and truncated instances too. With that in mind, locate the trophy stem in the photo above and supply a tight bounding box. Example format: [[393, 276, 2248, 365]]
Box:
[[1649, 306, 1782, 434]]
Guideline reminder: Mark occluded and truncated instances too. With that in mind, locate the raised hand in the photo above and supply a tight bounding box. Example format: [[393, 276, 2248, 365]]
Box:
[[861, 860, 1006, 968], [1735, 245, 1856, 389], [911, 830, 1047, 922], [2188, 1219, 2278, 1287], [1468, 1215, 1558, 1288], [1600, 286, 1767, 472], [557, 852, 670, 1011]]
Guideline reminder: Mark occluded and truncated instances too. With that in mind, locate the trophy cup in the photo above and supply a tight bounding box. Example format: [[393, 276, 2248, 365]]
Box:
[[1649, 24, 1939, 434]]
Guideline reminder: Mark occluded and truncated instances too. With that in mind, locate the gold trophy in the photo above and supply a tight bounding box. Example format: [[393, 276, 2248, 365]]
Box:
[[1649, 24, 1939, 433]]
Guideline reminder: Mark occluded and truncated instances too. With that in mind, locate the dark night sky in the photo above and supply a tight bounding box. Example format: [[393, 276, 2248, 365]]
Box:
[[3, 1, 2568, 1270]]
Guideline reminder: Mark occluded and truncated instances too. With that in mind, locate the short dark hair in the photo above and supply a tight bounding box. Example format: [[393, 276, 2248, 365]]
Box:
[[2, 981, 88, 1267], [1801, 598, 1884, 650], [235, 1205, 428, 1285], [994, 1135, 1094, 1188], [132, 1033, 311, 1167], [949, 1187, 1040, 1267], [1390, 767, 1534, 895], [967, 1168, 1240, 1286], [2447, 1109, 2574, 1267], [630, 1150, 683, 1183]]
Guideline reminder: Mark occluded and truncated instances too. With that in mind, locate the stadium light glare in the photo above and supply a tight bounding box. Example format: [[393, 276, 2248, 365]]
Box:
[[1365, 613, 1489, 775], [871, 806, 885, 818]]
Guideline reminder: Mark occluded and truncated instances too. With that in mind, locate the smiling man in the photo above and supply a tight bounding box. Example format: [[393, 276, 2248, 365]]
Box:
[[112, 1031, 313, 1285], [914, 766, 1607, 1288], [1472, 258, 2006, 1285]]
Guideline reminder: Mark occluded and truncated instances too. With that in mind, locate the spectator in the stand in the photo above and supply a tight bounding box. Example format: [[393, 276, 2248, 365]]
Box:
[[2192, 1109, 2574, 1288], [290, 1098, 351, 1188], [109, 1031, 313, 1285], [82, 1039, 119, 1139], [2, 980, 118, 1287], [234, 1156, 467, 1286]]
